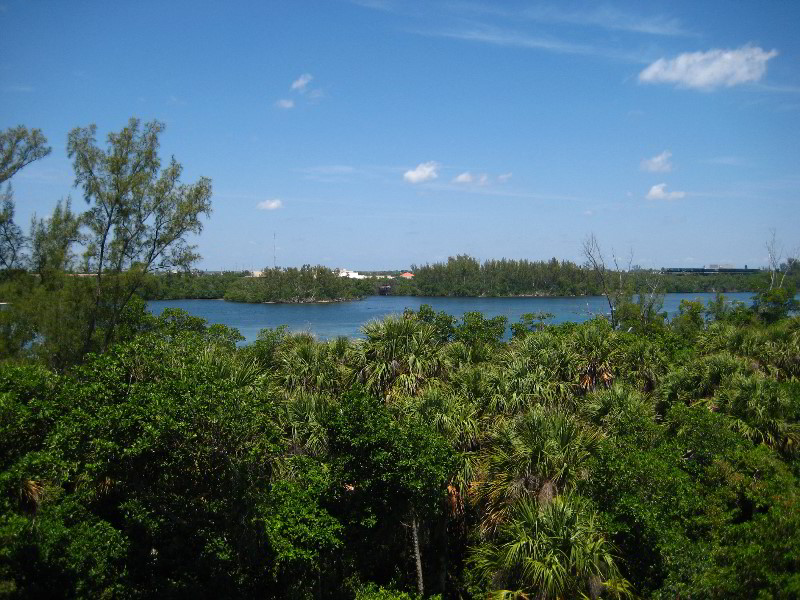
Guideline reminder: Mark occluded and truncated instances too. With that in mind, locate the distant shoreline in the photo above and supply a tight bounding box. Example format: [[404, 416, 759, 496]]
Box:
[[149, 290, 771, 305]]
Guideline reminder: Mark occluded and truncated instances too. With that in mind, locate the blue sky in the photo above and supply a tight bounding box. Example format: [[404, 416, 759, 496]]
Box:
[[2, 0, 799, 270]]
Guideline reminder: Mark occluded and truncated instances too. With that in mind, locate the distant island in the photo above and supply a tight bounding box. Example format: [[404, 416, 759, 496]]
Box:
[[140, 255, 799, 303]]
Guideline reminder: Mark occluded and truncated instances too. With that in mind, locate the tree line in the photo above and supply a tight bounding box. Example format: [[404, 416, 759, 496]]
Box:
[[403, 254, 797, 298], [136, 259, 795, 304], [223, 266, 377, 303]]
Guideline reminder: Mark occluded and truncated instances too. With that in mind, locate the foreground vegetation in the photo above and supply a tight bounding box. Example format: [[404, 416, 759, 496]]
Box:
[[1, 120, 798, 599], [2, 293, 799, 599]]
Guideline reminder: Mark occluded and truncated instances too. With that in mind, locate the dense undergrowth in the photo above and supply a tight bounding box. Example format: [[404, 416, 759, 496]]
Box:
[[1, 295, 798, 599]]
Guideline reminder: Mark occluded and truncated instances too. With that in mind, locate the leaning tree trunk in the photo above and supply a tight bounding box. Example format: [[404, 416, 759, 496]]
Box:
[[411, 514, 424, 597]]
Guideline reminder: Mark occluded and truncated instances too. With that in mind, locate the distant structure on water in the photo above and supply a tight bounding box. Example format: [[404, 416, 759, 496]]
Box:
[[661, 266, 761, 275]]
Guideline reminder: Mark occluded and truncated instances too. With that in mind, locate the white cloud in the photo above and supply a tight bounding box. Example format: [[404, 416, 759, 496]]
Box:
[[639, 45, 778, 90], [641, 150, 673, 172], [257, 199, 283, 210], [291, 73, 313, 92], [454, 171, 507, 185], [275, 98, 294, 109], [404, 161, 439, 183], [646, 183, 685, 200]]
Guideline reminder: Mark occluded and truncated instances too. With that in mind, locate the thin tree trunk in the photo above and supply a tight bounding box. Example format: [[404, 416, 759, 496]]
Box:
[[411, 514, 424, 597], [434, 513, 448, 594]]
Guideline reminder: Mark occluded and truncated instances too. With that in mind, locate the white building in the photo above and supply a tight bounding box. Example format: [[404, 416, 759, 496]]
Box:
[[337, 268, 367, 279]]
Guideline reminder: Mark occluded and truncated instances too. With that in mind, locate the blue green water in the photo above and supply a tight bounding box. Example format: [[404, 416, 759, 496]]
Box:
[[147, 293, 756, 343]]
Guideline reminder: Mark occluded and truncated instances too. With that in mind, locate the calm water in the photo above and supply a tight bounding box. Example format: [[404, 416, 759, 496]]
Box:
[[147, 293, 756, 343]]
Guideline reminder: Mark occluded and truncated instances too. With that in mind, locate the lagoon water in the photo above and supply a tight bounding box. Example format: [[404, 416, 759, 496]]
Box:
[[147, 292, 755, 343]]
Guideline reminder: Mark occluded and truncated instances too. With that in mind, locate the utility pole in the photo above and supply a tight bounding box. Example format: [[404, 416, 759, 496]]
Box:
[[273, 232, 277, 269]]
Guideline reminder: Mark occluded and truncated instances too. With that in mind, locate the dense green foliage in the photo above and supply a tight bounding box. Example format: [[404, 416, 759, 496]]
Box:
[[140, 271, 248, 300], [1, 292, 798, 599], [397, 254, 797, 298], [223, 266, 378, 303]]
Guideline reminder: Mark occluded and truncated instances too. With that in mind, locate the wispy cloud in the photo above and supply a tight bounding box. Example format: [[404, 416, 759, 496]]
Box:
[[3, 84, 34, 93], [291, 73, 313, 92], [404, 161, 440, 184], [751, 82, 800, 95], [424, 180, 582, 202], [705, 156, 751, 167], [349, 0, 393, 11], [453, 3, 691, 37], [641, 150, 673, 172], [167, 94, 187, 106], [522, 5, 691, 36], [300, 165, 356, 175], [419, 24, 649, 63], [297, 165, 358, 182], [257, 199, 283, 210], [452, 171, 504, 185], [646, 183, 685, 200], [427, 25, 591, 55], [639, 45, 778, 90], [276, 73, 323, 107]]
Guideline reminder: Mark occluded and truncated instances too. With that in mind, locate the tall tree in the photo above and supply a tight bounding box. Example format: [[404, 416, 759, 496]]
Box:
[[29, 198, 82, 283], [0, 186, 26, 270], [0, 125, 51, 185], [66, 117, 212, 351], [582, 234, 628, 327], [0, 126, 51, 270]]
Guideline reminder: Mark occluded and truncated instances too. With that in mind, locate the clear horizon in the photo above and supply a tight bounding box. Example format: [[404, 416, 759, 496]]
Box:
[[2, 0, 799, 271]]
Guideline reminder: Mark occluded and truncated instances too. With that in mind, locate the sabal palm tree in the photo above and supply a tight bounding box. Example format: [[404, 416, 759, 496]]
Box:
[[475, 407, 602, 535], [277, 333, 346, 395], [713, 373, 800, 454], [471, 494, 632, 600], [570, 320, 620, 393], [579, 385, 656, 440], [658, 351, 751, 411], [279, 390, 332, 461], [411, 384, 485, 506], [617, 337, 666, 393], [485, 333, 580, 416], [354, 315, 443, 400]]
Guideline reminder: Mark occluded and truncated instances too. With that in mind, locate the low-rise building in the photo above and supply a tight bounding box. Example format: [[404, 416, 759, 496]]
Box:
[[337, 268, 367, 279]]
